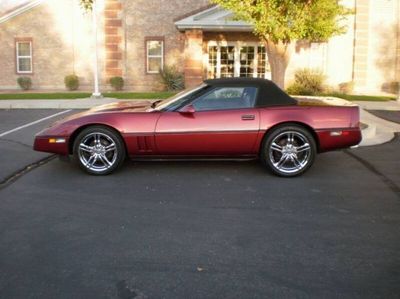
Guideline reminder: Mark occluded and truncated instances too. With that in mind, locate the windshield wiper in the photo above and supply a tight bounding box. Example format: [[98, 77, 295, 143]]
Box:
[[151, 100, 163, 108]]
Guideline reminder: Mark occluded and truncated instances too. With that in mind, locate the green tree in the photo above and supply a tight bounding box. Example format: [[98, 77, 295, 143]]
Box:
[[80, 0, 93, 11], [211, 0, 350, 88]]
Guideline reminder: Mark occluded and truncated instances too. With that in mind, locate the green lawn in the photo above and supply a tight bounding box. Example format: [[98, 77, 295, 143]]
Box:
[[323, 93, 396, 102], [104, 91, 176, 99], [0, 92, 90, 99], [0, 91, 176, 100], [0, 91, 394, 101]]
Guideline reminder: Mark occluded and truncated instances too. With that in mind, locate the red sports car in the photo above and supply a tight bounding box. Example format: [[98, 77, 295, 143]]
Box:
[[34, 78, 362, 177]]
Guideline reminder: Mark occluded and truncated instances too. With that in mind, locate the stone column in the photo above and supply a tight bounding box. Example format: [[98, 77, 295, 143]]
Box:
[[184, 29, 204, 88], [104, 0, 123, 84], [352, 0, 370, 92]]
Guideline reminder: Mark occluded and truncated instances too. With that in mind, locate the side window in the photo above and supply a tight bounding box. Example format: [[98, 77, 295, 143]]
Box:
[[146, 39, 163, 73], [16, 40, 33, 74], [192, 86, 257, 111]]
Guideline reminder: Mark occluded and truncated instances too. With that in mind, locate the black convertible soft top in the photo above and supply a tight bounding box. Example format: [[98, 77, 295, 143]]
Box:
[[205, 78, 297, 107]]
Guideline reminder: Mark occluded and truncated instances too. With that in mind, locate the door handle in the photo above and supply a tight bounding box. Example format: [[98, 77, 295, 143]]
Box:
[[241, 114, 255, 120]]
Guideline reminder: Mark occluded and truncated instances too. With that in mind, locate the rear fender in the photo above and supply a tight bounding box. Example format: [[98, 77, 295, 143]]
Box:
[[256, 106, 360, 153]]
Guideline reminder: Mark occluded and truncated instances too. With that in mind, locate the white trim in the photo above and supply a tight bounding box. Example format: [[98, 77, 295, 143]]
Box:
[[234, 44, 240, 77], [146, 40, 164, 74], [253, 46, 259, 78], [176, 24, 253, 32], [0, 0, 45, 25], [193, 6, 223, 21], [16, 41, 33, 74], [175, 5, 253, 32]]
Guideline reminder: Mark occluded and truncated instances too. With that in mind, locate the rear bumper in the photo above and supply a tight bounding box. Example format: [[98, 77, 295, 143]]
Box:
[[33, 136, 69, 155], [316, 128, 362, 152]]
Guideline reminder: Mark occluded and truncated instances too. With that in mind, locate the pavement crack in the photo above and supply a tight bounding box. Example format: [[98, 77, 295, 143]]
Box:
[[0, 137, 32, 149], [344, 149, 400, 199], [0, 155, 56, 190], [116, 280, 145, 299]]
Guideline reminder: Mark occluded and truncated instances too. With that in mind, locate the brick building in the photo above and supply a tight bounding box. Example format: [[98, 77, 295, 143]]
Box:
[[0, 0, 399, 93]]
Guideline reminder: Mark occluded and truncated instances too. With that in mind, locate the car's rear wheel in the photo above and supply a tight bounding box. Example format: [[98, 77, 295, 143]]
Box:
[[73, 126, 126, 175], [261, 125, 316, 177]]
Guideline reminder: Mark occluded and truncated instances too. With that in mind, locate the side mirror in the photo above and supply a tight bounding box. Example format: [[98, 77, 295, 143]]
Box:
[[179, 104, 195, 114]]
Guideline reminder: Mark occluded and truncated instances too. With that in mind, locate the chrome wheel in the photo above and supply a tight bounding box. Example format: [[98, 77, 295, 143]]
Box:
[[268, 130, 312, 175], [78, 132, 118, 173]]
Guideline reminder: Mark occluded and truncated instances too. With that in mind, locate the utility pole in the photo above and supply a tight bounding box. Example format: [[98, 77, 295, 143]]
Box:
[[397, 0, 400, 101], [91, 0, 102, 98]]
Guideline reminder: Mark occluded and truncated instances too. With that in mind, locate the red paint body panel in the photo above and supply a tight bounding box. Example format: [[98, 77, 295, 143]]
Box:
[[155, 109, 260, 155], [316, 129, 362, 152], [33, 99, 362, 158], [257, 105, 361, 152]]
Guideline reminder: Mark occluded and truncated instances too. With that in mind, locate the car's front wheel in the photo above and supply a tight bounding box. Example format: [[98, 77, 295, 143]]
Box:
[[261, 125, 316, 177], [73, 126, 126, 175]]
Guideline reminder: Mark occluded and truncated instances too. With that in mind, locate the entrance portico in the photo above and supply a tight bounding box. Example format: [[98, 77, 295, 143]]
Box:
[[175, 6, 271, 87]]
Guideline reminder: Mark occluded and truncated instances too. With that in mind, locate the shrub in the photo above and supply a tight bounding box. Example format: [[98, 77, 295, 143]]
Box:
[[338, 81, 354, 94], [17, 77, 32, 90], [388, 82, 399, 94], [64, 74, 79, 91], [286, 83, 305, 95], [381, 81, 399, 94], [109, 76, 124, 91], [159, 65, 185, 91], [286, 68, 326, 95]]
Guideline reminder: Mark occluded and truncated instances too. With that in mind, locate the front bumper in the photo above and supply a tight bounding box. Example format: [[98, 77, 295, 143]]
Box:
[[33, 136, 70, 155]]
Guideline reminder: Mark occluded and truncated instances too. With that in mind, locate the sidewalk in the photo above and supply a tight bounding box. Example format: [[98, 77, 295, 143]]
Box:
[[354, 100, 400, 111], [0, 97, 123, 109], [0, 97, 399, 147], [354, 101, 400, 146]]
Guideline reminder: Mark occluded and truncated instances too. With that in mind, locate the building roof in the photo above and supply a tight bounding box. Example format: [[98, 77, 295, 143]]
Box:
[[174, 5, 253, 32], [0, 0, 44, 24]]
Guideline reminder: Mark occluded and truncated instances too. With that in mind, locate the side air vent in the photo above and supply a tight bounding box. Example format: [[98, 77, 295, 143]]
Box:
[[137, 136, 154, 152]]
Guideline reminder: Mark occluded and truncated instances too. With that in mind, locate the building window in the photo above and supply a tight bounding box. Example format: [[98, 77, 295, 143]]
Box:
[[146, 39, 163, 73], [16, 40, 33, 74], [207, 42, 271, 79]]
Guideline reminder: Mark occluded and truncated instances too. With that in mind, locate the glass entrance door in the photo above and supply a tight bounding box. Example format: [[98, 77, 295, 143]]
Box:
[[207, 42, 271, 79], [220, 46, 235, 78], [239, 46, 255, 77]]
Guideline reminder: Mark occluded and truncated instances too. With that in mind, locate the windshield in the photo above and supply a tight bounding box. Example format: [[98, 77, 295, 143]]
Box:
[[154, 84, 207, 111]]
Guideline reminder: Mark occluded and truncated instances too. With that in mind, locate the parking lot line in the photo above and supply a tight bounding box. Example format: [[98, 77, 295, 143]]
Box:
[[0, 109, 72, 138]]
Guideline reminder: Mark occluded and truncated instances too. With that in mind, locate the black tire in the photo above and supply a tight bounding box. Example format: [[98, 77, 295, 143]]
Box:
[[73, 126, 126, 175], [261, 124, 316, 177]]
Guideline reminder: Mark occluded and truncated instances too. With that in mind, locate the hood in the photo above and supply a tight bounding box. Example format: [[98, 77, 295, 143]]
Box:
[[89, 100, 154, 112], [50, 100, 156, 127]]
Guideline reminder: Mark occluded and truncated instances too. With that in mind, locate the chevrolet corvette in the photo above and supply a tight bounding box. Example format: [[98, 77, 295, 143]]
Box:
[[34, 78, 362, 177]]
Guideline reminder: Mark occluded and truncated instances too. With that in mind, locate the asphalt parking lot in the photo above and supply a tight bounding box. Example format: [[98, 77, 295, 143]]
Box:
[[0, 109, 399, 299]]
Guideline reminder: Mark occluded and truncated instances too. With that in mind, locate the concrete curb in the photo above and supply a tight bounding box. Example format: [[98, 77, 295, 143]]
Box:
[[354, 100, 400, 111], [0, 97, 127, 109], [361, 123, 376, 140], [359, 109, 400, 146]]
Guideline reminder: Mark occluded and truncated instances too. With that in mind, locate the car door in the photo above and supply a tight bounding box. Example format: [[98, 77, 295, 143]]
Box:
[[155, 86, 260, 156]]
